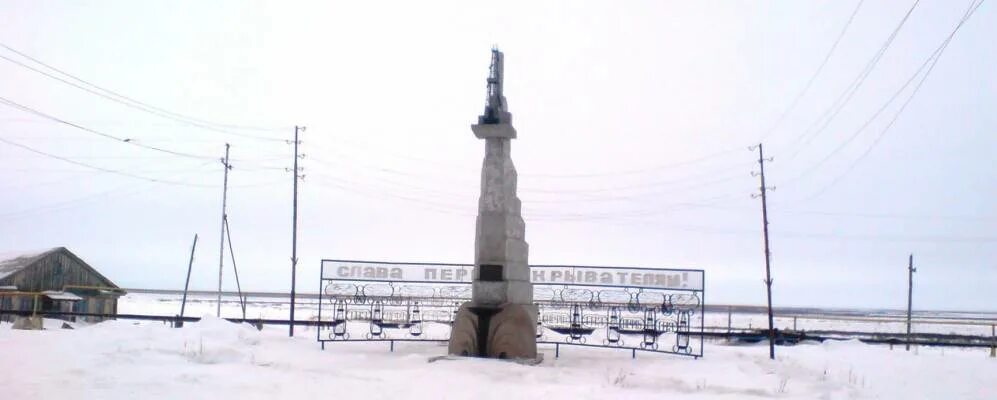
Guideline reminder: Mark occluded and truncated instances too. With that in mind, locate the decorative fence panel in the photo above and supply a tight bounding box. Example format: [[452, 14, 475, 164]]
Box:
[[317, 259, 705, 358]]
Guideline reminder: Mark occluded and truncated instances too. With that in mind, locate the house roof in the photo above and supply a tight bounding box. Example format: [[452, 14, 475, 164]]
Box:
[[0, 247, 121, 290], [0, 248, 59, 281]]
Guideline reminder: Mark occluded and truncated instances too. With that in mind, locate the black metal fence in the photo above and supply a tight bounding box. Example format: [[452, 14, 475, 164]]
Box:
[[317, 259, 706, 358], [0, 309, 334, 328]]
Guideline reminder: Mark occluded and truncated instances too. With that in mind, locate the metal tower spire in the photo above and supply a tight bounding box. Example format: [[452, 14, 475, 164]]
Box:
[[478, 48, 511, 125]]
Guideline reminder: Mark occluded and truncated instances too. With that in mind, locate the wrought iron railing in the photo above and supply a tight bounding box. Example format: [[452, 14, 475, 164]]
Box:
[[317, 260, 706, 358]]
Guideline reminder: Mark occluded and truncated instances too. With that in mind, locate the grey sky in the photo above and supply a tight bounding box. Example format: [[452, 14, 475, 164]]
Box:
[[0, 1, 994, 311]]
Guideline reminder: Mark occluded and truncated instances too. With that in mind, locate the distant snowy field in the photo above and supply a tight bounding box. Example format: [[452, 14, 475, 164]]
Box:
[[1, 293, 994, 399], [1, 316, 995, 399], [119, 292, 997, 336]]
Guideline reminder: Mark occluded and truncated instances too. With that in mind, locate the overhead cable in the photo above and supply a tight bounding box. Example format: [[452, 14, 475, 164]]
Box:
[[792, 0, 987, 201], [0, 48, 286, 142], [787, 0, 921, 155], [761, 0, 865, 141], [0, 96, 216, 160], [782, 0, 986, 192], [0, 136, 215, 187]]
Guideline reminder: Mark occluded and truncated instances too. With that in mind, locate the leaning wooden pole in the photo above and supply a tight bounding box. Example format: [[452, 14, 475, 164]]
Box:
[[178, 234, 198, 325], [224, 218, 247, 320]]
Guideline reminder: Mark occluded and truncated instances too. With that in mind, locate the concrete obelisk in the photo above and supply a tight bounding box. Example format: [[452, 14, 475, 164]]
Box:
[[448, 48, 537, 359]]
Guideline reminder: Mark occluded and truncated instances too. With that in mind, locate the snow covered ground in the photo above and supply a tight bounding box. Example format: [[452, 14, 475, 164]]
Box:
[[1, 316, 995, 399], [3, 293, 993, 399]]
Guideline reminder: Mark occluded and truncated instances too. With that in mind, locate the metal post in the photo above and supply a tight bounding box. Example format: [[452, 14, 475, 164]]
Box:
[[700, 281, 705, 356], [990, 324, 995, 358], [179, 234, 198, 325], [317, 264, 324, 343], [217, 144, 232, 318], [906, 254, 915, 351], [751, 143, 776, 360], [290, 126, 302, 337], [727, 306, 732, 335]]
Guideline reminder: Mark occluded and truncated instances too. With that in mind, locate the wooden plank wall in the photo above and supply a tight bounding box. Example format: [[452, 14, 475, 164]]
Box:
[[0, 251, 119, 322]]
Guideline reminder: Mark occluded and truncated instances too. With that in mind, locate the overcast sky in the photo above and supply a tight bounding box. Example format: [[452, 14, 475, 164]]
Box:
[[0, 1, 994, 312]]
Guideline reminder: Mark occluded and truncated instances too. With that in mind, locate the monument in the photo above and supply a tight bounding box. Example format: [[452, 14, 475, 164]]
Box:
[[447, 48, 538, 359]]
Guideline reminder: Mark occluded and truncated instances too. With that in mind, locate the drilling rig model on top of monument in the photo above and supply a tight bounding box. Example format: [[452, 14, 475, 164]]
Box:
[[447, 48, 538, 360]]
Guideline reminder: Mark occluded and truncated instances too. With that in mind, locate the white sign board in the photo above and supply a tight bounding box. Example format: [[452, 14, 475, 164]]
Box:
[[321, 260, 704, 291], [322, 260, 474, 283], [532, 265, 703, 291]]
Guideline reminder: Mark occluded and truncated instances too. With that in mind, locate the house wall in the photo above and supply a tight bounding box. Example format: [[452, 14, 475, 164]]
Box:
[[73, 296, 118, 323], [0, 294, 118, 323], [0, 250, 121, 323]]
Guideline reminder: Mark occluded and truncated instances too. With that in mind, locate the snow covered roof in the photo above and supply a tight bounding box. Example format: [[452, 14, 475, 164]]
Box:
[[0, 247, 122, 292], [41, 290, 84, 301], [0, 248, 60, 281]]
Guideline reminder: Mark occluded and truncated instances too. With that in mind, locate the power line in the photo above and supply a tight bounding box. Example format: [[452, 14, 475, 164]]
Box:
[[0, 161, 247, 221], [616, 201, 997, 222], [0, 182, 150, 221], [310, 163, 997, 241], [315, 135, 747, 180], [308, 179, 997, 242], [0, 48, 286, 142], [793, 0, 987, 202], [524, 174, 748, 204], [0, 136, 215, 187], [775, 231, 997, 244], [311, 169, 748, 221], [525, 194, 746, 221], [520, 147, 746, 179], [309, 149, 751, 199], [309, 175, 475, 217], [311, 157, 749, 211], [0, 96, 215, 160], [0, 41, 286, 133], [782, 0, 985, 193], [777, 209, 997, 222], [761, 0, 865, 141], [787, 0, 921, 155]]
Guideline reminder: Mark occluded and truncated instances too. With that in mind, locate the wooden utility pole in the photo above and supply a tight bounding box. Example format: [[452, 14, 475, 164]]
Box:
[[289, 126, 304, 336], [217, 144, 232, 318], [751, 143, 777, 360], [906, 254, 916, 351]]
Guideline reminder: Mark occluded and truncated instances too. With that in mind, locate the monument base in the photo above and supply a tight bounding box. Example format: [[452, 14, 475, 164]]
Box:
[[448, 302, 537, 359]]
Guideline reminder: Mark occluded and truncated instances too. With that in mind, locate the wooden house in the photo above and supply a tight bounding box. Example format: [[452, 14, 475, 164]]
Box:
[[0, 247, 125, 323]]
